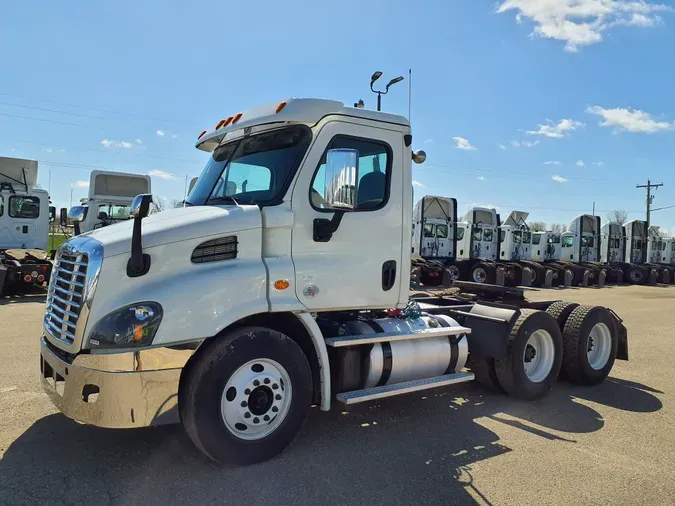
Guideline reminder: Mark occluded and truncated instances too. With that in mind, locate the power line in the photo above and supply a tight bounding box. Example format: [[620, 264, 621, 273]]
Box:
[[0, 90, 201, 128]]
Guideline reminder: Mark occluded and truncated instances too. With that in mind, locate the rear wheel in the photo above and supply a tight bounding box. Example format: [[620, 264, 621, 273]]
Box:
[[562, 306, 617, 385], [494, 309, 563, 400], [626, 266, 645, 284], [545, 301, 580, 331], [180, 326, 312, 465], [470, 262, 496, 284]]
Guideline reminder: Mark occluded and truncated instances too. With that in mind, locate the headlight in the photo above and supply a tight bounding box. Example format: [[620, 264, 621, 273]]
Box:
[[86, 302, 163, 349]]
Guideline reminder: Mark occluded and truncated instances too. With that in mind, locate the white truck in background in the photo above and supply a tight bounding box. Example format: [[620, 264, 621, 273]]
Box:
[[646, 226, 674, 283], [0, 156, 55, 296], [64, 170, 151, 235], [411, 195, 457, 285], [40, 98, 630, 466]]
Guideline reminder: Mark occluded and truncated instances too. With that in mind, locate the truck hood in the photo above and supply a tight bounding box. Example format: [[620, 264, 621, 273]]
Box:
[[80, 205, 261, 258]]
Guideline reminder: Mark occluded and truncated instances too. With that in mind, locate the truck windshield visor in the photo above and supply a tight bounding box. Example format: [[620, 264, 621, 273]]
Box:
[[187, 126, 311, 206]]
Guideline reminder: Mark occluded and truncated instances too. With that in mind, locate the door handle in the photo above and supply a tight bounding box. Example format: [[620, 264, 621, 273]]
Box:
[[382, 260, 396, 291]]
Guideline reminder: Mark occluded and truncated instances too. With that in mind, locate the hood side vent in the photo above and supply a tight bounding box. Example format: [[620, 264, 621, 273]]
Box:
[[191, 236, 238, 263]]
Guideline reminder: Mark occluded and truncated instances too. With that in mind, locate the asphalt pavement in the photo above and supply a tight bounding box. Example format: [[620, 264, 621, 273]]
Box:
[[1, 285, 673, 505]]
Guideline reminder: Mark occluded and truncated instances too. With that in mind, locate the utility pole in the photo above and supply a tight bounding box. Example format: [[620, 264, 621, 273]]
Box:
[[636, 180, 663, 228]]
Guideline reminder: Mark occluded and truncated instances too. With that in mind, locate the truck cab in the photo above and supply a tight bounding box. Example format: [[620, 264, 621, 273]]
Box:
[[600, 223, 624, 264], [412, 196, 456, 260], [647, 226, 664, 264], [560, 215, 601, 263], [499, 211, 532, 261], [530, 232, 561, 262], [66, 170, 151, 235], [457, 207, 498, 261], [623, 220, 647, 264]]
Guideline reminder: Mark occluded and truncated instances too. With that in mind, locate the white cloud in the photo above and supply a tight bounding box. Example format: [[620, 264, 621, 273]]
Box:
[[510, 139, 540, 148], [587, 105, 675, 133], [101, 139, 134, 149], [593, 161, 605, 167], [72, 181, 89, 188], [412, 180, 425, 188], [576, 160, 585, 166], [147, 169, 177, 180], [526, 118, 583, 138], [171, 134, 179, 139], [497, 0, 671, 52], [453, 136, 477, 151], [424, 139, 434, 144], [156, 130, 165, 137], [552, 175, 567, 183], [43, 147, 53, 153], [477, 176, 486, 181], [135, 138, 143, 145], [498, 144, 507, 150], [544, 160, 562, 165]]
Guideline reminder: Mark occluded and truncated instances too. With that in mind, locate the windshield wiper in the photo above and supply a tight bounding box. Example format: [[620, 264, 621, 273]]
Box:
[[208, 195, 240, 206]]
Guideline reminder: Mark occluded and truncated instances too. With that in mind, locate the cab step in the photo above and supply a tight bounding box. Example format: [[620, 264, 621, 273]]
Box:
[[325, 326, 471, 348], [336, 372, 475, 405]]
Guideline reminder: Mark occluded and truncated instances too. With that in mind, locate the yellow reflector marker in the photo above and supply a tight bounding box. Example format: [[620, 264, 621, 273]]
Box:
[[274, 280, 290, 290], [133, 324, 144, 342], [276, 101, 287, 113]]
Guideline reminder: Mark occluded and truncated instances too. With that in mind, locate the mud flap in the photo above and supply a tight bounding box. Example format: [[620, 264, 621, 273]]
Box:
[[607, 308, 629, 361], [0, 265, 7, 296]]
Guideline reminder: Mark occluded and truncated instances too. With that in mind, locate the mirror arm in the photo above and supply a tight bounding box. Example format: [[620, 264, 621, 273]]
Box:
[[313, 210, 346, 242]]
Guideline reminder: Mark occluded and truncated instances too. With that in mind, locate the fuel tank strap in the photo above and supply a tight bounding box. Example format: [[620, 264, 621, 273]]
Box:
[[363, 320, 393, 386]]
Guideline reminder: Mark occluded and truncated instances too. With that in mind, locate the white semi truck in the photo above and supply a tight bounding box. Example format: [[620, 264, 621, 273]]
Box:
[[0, 156, 55, 295], [622, 220, 664, 284], [64, 170, 151, 235], [39, 98, 629, 465]]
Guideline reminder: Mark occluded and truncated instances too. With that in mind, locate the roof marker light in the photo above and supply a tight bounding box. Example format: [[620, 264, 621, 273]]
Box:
[[197, 130, 207, 140], [276, 101, 287, 113], [231, 112, 242, 124]]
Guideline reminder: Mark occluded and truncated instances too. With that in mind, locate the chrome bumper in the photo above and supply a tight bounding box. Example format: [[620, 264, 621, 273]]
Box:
[[39, 337, 196, 428]]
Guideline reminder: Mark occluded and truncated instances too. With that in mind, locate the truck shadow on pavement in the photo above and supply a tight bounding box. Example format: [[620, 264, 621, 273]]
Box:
[[0, 377, 662, 506], [0, 294, 46, 306]]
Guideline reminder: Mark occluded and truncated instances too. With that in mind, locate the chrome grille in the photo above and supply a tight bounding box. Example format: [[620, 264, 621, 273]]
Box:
[[45, 251, 89, 345]]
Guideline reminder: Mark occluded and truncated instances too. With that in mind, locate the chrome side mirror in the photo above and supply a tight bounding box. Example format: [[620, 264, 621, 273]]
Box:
[[68, 205, 88, 223], [130, 194, 153, 219], [322, 149, 359, 210]]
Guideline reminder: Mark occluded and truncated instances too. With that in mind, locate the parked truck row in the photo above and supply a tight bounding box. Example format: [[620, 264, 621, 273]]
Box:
[[411, 195, 674, 288], [39, 98, 630, 466]]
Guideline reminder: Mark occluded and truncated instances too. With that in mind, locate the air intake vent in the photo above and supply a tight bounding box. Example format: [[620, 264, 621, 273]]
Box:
[[191, 236, 238, 263]]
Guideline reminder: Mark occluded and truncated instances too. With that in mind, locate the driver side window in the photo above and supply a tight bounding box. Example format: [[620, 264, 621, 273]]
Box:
[[310, 136, 391, 211]]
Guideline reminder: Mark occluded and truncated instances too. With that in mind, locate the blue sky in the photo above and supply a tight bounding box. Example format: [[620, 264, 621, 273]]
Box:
[[2, 0, 675, 232]]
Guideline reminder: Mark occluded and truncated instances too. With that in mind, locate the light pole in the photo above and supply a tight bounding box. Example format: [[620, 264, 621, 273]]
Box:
[[370, 71, 404, 111]]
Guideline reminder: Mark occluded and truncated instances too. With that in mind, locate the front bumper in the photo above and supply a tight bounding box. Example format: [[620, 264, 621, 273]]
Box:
[[39, 337, 195, 428]]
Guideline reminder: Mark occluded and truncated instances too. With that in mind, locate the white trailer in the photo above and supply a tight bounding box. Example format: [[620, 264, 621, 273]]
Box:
[[39, 97, 629, 465], [0, 157, 55, 295], [65, 170, 151, 235]]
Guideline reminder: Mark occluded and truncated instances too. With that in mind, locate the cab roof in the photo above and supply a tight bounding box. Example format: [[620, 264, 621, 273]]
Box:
[[195, 98, 410, 153]]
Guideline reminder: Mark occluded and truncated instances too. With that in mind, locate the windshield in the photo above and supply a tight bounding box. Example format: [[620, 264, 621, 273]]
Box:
[[98, 204, 130, 221], [456, 227, 465, 241], [562, 236, 573, 248], [473, 227, 483, 241], [423, 223, 435, 238], [532, 234, 541, 245], [513, 231, 522, 244], [187, 126, 311, 206], [436, 224, 449, 238], [523, 231, 532, 244]]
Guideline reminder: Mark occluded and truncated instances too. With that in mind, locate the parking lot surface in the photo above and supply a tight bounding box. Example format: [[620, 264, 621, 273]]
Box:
[[1, 285, 673, 505]]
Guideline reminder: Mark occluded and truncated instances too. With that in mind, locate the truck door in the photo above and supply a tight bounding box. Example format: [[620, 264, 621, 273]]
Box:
[[290, 121, 404, 310], [0, 194, 45, 250]]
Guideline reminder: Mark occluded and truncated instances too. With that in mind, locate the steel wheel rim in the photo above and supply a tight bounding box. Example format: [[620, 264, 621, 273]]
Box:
[[523, 330, 555, 383], [220, 358, 292, 441], [587, 323, 612, 370], [630, 270, 642, 282], [473, 268, 487, 283], [448, 266, 460, 281]]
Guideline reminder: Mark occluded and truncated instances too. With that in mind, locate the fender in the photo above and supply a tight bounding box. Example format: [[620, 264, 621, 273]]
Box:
[[295, 312, 331, 411]]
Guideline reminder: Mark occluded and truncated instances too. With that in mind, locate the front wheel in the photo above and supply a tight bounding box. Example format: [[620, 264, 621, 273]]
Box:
[[470, 262, 496, 284], [180, 326, 312, 465]]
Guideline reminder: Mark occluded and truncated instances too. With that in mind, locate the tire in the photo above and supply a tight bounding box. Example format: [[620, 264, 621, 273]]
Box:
[[561, 306, 617, 386], [545, 301, 580, 331], [467, 355, 503, 393], [180, 326, 312, 465], [494, 309, 563, 400], [626, 266, 645, 284], [470, 262, 496, 284]]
